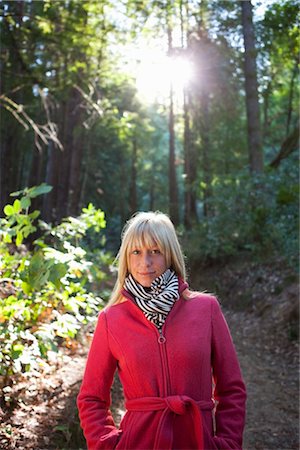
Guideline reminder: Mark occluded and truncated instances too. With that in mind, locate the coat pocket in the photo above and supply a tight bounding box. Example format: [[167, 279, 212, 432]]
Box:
[[114, 412, 136, 450]]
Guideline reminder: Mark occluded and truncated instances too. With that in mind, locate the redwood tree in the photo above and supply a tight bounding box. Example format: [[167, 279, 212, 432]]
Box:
[[241, 0, 264, 173]]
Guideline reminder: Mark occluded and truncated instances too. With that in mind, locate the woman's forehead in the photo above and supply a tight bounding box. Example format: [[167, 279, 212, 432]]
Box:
[[130, 235, 158, 248]]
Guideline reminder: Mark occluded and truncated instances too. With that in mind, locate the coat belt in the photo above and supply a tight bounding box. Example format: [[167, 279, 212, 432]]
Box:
[[126, 395, 214, 450]]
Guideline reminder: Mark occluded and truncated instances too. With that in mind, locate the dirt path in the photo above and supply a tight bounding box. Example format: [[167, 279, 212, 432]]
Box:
[[225, 310, 298, 450], [0, 307, 298, 450]]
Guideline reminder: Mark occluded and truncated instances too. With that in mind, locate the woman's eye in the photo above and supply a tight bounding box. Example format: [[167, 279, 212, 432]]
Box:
[[151, 249, 161, 254], [132, 250, 140, 255]]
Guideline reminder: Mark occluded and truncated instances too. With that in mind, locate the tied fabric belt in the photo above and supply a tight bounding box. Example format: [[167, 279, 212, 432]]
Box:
[[126, 395, 214, 450]]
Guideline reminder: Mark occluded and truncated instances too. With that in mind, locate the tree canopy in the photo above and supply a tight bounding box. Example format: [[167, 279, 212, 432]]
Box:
[[0, 0, 298, 252]]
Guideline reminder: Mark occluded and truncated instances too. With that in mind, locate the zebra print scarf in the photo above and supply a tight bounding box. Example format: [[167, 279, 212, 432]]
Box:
[[124, 269, 179, 330]]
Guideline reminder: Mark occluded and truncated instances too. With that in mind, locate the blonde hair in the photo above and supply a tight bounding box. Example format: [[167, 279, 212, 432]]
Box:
[[107, 211, 186, 306]]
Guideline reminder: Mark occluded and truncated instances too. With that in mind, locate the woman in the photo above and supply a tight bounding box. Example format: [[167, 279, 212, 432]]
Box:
[[77, 211, 246, 450]]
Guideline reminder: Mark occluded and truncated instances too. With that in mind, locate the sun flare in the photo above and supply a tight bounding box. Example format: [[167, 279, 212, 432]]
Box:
[[135, 51, 194, 104]]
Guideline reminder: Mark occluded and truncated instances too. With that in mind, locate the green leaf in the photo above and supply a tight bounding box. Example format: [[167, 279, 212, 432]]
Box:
[[11, 344, 24, 360], [29, 210, 40, 220], [21, 282, 32, 295], [4, 205, 14, 216], [22, 225, 35, 238], [27, 184, 52, 198], [3, 233, 12, 243], [16, 232, 23, 246], [10, 188, 27, 197], [20, 197, 31, 210], [13, 199, 21, 214], [49, 263, 68, 288], [30, 252, 45, 273]]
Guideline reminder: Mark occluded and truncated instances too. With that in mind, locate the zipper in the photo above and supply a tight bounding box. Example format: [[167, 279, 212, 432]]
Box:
[[155, 300, 182, 396], [157, 325, 171, 395], [126, 295, 180, 396], [158, 328, 166, 344]]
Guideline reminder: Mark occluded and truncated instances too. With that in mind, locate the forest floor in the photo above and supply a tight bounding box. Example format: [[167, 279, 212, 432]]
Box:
[[0, 256, 299, 450]]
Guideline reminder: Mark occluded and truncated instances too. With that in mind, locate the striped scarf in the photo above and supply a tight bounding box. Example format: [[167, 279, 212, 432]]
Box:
[[124, 269, 179, 330]]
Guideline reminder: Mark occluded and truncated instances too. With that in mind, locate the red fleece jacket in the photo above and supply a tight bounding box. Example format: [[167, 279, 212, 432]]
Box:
[[77, 282, 246, 450]]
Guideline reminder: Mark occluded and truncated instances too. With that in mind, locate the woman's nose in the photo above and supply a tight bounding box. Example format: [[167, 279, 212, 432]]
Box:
[[142, 253, 152, 266]]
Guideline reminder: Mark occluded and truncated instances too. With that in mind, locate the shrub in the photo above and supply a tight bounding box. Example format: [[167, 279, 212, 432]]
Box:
[[183, 160, 299, 267], [0, 185, 110, 386]]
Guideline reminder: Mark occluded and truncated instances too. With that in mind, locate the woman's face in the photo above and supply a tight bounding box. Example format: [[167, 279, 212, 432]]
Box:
[[128, 242, 168, 287]]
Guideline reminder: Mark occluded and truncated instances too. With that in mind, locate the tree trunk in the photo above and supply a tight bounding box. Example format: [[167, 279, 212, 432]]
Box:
[[200, 92, 212, 217], [55, 98, 70, 221], [79, 135, 92, 212], [241, 0, 263, 173], [262, 79, 272, 140], [42, 141, 60, 222], [119, 153, 127, 224], [286, 62, 298, 137], [180, 0, 197, 228], [68, 129, 84, 217], [149, 180, 155, 211], [129, 137, 138, 215], [167, 26, 179, 226], [183, 89, 197, 227], [56, 83, 84, 222], [0, 125, 19, 212], [0, 2, 25, 212]]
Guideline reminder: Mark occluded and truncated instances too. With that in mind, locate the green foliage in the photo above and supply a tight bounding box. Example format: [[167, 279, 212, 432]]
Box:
[[1, 184, 53, 246], [257, 0, 300, 155], [184, 158, 299, 266], [0, 186, 110, 386]]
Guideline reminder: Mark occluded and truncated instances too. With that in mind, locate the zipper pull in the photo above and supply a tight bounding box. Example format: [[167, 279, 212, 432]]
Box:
[[158, 329, 166, 344]]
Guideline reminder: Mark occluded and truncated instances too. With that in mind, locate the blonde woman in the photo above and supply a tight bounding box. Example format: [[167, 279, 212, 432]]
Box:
[[77, 211, 246, 450]]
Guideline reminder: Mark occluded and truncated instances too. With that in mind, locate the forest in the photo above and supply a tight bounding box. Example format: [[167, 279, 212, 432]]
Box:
[[0, 0, 299, 449]]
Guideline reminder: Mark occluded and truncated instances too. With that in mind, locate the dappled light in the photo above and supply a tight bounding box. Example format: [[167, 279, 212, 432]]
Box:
[[0, 0, 299, 449]]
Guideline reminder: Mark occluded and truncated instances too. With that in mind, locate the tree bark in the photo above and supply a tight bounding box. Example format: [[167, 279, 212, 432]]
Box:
[[167, 25, 179, 226], [0, 124, 19, 212], [55, 98, 70, 221], [68, 129, 84, 217], [119, 152, 127, 225], [42, 141, 59, 222], [286, 62, 298, 137], [241, 0, 264, 173], [200, 91, 212, 217], [262, 78, 272, 140], [149, 180, 155, 211], [183, 89, 197, 227], [129, 137, 138, 215], [56, 85, 84, 221], [180, 0, 197, 228], [0, 2, 26, 212], [188, 29, 214, 218]]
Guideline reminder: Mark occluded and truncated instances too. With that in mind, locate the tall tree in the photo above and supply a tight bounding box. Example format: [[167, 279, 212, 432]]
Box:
[[241, 0, 264, 173], [166, 4, 179, 226], [178, 0, 198, 227], [129, 136, 138, 215], [188, 27, 223, 217], [259, 0, 299, 153]]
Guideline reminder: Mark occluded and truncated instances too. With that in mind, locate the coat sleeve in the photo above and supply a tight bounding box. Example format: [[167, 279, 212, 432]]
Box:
[[77, 309, 121, 450], [211, 297, 247, 450]]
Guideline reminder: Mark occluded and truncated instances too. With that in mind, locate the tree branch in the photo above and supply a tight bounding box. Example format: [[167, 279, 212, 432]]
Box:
[[269, 126, 299, 168], [0, 93, 63, 152]]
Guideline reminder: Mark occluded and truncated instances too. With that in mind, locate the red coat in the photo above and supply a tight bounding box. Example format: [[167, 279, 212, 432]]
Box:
[[77, 281, 246, 450]]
